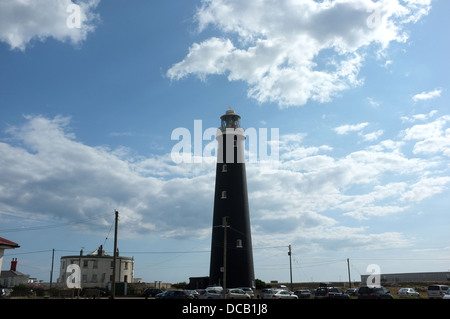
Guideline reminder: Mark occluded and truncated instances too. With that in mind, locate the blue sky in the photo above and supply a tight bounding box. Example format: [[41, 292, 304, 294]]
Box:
[[1, 0, 449, 285]]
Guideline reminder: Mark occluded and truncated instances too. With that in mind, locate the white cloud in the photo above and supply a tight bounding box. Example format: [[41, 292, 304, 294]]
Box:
[[0, 0, 100, 51], [168, 0, 431, 107], [401, 110, 438, 123], [367, 97, 381, 108], [1, 114, 448, 252], [362, 129, 384, 141], [167, 37, 235, 81], [412, 88, 443, 102], [402, 116, 450, 156], [401, 176, 450, 202], [334, 122, 369, 135], [0, 115, 215, 239]]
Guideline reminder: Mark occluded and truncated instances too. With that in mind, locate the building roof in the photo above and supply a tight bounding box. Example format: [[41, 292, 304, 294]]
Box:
[[60, 245, 133, 260], [88, 247, 110, 256], [0, 270, 28, 278], [0, 237, 20, 249]]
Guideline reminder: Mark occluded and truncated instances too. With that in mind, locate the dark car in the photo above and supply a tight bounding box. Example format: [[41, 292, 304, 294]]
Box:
[[358, 286, 393, 299], [314, 287, 350, 299], [143, 288, 163, 298], [294, 289, 311, 299], [345, 288, 358, 296], [159, 289, 195, 299]]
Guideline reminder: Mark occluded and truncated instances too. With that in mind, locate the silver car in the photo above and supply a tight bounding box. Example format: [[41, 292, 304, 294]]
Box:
[[428, 285, 450, 299], [239, 287, 254, 298], [271, 289, 298, 299], [260, 288, 274, 299], [203, 287, 223, 299], [398, 288, 420, 298], [226, 288, 250, 299]]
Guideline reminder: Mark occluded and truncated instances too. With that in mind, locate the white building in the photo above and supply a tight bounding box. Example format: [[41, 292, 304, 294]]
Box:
[[58, 245, 134, 289]]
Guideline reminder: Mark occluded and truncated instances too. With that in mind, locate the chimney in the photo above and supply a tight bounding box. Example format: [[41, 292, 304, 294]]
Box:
[[10, 258, 17, 271]]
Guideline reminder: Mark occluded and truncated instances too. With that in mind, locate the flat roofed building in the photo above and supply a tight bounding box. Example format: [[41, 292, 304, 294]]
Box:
[[361, 271, 450, 284], [58, 245, 134, 289]]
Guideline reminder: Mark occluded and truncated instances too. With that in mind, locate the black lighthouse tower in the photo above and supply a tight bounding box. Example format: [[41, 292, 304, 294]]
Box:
[[209, 108, 255, 289]]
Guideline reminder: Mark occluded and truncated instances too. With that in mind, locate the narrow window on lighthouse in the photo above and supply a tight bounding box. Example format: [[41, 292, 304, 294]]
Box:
[[222, 164, 227, 172], [221, 191, 227, 199]]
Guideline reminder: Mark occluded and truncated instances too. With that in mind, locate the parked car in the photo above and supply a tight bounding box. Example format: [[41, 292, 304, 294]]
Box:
[[443, 288, 450, 300], [239, 287, 254, 298], [398, 288, 420, 299], [271, 289, 298, 299], [0, 288, 11, 299], [260, 288, 275, 299], [345, 288, 358, 296], [226, 288, 250, 299], [427, 285, 450, 299], [314, 287, 350, 299], [185, 290, 199, 299], [155, 290, 167, 299], [143, 288, 163, 298], [358, 286, 393, 299], [294, 289, 311, 299], [158, 289, 195, 299], [202, 286, 223, 299]]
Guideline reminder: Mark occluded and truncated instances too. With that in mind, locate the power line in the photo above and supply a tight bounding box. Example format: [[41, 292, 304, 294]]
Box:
[[3, 249, 54, 256], [102, 215, 115, 247], [2, 245, 289, 257], [121, 250, 210, 255]]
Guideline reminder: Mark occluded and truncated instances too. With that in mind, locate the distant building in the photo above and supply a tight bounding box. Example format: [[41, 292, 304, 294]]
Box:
[[361, 271, 450, 284], [0, 258, 29, 288], [57, 245, 134, 289]]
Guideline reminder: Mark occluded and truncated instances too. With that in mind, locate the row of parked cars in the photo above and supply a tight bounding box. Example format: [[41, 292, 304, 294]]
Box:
[[143, 287, 255, 299], [298, 284, 450, 299], [142, 284, 450, 300]]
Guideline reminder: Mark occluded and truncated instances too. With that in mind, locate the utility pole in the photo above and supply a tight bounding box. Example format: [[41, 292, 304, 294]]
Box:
[[222, 216, 229, 299], [347, 258, 352, 288], [288, 245, 293, 291], [111, 210, 119, 299], [49, 248, 55, 288]]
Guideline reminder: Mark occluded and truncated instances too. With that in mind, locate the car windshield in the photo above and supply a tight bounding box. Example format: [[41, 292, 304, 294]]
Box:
[[428, 286, 440, 290]]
